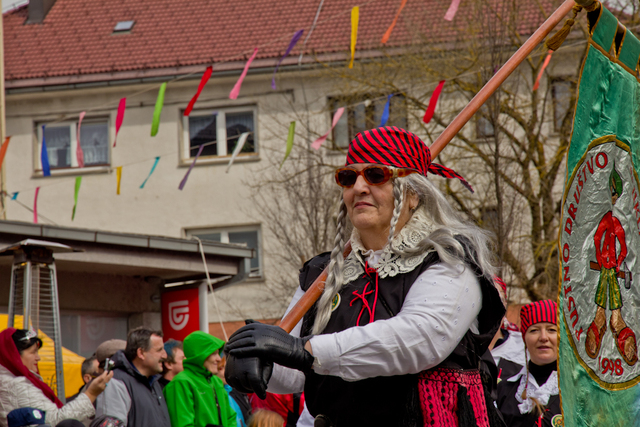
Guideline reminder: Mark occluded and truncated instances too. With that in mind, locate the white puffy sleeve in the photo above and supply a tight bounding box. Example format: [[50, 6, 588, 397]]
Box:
[[309, 262, 482, 381]]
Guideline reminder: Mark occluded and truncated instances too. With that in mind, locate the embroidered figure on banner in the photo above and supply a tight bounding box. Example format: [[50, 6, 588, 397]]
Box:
[[561, 137, 640, 389], [585, 163, 637, 366]]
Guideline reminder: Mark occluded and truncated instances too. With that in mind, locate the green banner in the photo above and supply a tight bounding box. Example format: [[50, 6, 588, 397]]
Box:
[[559, 4, 640, 426]]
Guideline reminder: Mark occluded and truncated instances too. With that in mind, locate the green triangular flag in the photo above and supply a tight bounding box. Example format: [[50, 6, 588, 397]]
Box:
[[72, 176, 82, 220], [280, 121, 296, 169], [151, 82, 167, 137]]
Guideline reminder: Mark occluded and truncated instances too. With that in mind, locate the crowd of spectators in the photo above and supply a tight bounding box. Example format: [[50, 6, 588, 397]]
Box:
[[0, 294, 552, 427], [0, 326, 304, 427]]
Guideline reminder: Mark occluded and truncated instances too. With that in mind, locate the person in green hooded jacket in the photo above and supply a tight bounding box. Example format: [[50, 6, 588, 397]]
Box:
[[163, 331, 237, 427]]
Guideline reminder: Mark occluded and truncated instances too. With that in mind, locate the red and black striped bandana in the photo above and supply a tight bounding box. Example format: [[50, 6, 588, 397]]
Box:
[[520, 300, 557, 336], [345, 126, 473, 192]]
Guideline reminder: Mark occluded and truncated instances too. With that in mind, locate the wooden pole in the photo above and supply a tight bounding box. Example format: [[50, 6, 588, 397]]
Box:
[[279, 242, 351, 332], [279, 0, 586, 334]]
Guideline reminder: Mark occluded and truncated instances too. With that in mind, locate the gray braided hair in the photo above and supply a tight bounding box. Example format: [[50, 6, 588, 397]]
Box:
[[312, 200, 348, 335]]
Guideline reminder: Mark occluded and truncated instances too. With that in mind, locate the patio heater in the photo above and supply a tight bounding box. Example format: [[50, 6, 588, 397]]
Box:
[[1, 239, 79, 402]]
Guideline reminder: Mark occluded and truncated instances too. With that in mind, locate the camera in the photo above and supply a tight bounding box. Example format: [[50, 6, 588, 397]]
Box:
[[104, 357, 115, 373]]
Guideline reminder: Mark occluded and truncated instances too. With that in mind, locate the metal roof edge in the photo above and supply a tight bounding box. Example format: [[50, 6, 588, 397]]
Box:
[[0, 220, 254, 259]]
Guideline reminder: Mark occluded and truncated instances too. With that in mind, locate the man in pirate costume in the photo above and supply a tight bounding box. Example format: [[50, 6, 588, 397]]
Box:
[[585, 164, 638, 366], [224, 127, 506, 426]]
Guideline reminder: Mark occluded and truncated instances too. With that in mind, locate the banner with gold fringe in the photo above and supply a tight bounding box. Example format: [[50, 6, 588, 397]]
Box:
[[559, 3, 640, 426]]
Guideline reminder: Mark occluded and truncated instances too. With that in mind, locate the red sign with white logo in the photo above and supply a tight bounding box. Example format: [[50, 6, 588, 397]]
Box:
[[161, 287, 200, 341]]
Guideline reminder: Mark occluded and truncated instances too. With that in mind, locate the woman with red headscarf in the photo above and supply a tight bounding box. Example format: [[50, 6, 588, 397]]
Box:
[[0, 328, 112, 427], [225, 127, 506, 426], [496, 300, 561, 427]]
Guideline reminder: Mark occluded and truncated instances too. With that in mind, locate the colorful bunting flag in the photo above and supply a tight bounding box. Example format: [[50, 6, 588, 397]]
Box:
[[179, 145, 205, 190], [140, 156, 160, 189], [423, 80, 446, 124], [33, 187, 40, 224], [230, 48, 259, 100], [11, 192, 18, 200], [72, 176, 82, 220], [298, 0, 325, 65], [272, 30, 304, 90], [349, 7, 359, 68], [151, 83, 167, 137], [77, 112, 86, 168], [184, 67, 213, 116], [116, 166, 122, 195], [380, 95, 393, 126], [0, 136, 10, 172], [226, 133, 251, 173], [41, 126, 51, 176], [312, 107, 345, 150], [381, 0, 407, 44], [114, 98, 126, 147], [280, 122, 296, 169], [533, 50, 553, 91], [444, 0, 462, 21]]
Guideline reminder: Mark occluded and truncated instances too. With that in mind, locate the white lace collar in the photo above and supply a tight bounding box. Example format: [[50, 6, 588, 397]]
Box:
[[343, 209, 437, 284], [511, 365, 559, 414]]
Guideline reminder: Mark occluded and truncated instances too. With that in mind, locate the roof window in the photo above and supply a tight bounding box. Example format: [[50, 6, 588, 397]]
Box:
[[113, 21, 135, 33]]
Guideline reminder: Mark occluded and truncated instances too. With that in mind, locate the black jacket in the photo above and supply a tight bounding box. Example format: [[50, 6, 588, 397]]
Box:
[[496, 370, 561, 427], [91, 350, 171, 427]]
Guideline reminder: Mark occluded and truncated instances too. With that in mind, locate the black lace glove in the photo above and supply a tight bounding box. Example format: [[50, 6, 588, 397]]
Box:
[[225, 322, 314, 373], [224, 354, 273, 400]]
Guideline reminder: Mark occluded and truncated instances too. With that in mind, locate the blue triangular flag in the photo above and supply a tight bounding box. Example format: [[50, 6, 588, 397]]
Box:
[[380, 95, 393, 126], [41, 125, 51, 176]]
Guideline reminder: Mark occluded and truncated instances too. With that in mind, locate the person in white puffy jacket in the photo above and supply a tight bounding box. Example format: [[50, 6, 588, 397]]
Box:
[[0, 328, 112, 427]]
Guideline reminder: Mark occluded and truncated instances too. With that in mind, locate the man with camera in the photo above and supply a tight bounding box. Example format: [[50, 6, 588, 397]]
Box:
[[91, 327, 171, 427]]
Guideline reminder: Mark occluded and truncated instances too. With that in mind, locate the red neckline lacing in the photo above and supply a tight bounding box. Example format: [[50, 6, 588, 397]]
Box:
[[349, 262, 380, 326]]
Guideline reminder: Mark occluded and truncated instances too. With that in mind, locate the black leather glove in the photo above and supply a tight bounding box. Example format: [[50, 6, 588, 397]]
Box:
[[225, 322, 314, 373], [224, 354, 272, 400]]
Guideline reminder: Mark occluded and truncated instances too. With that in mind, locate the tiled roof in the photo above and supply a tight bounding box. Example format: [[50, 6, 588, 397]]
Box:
[[3, 0, 556, 84]]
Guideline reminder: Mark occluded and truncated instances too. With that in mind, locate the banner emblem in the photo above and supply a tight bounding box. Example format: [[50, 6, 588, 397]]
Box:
[[168, 300, 190, 331], [561, 138, 640, 388]]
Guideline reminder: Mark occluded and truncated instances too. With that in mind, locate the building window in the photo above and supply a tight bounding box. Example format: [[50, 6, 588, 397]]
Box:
[[36, 118, 110, 172], [329, 95, 407, 148], [476, 106, 495, 139], [552, 79, 574, 132], [481, 206, 500, 232], [60, 313, 128, 358], [189, 226, 262, 278], [182, 107, 257, 161]]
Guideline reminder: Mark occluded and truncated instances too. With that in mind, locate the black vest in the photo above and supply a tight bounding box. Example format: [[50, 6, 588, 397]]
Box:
[[299, 241, 504, 427]]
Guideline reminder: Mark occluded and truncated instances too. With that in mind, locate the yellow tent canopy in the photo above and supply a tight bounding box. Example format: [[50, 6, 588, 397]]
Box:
[[0, 314, 85, 399]]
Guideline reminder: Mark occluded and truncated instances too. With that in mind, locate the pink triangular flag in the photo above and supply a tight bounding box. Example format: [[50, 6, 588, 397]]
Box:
[[312, 107, 345, 150], [114, 98, 126, 147], [33, 187, 40, 224], [77, 112, 86, 167], [444, 0, 462, 21], [230, 48, 259, 100]]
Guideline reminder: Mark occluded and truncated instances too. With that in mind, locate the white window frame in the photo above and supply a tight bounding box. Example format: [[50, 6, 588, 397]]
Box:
[[181, 106, 259, 165], [34, 118, 111, 176], [186, 225, 263, 278]]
